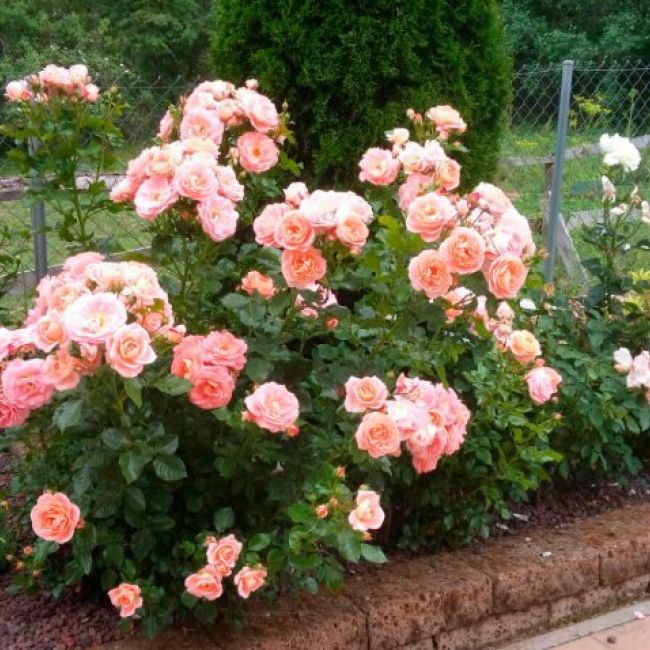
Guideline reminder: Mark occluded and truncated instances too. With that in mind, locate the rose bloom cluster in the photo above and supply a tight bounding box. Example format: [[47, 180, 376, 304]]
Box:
[[5, 64, 99, 103], [111, 79, 284, 243], [0, 252, 183, 428], [170, 329, 247, 411], [254, 182, 373, 290], [184, 533, 266, 601], [614, 348, 650, 404], [345, 373, 470, 474]]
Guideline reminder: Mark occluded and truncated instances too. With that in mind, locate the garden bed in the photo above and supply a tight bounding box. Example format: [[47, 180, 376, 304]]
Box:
[[3, 458, 650, 650]]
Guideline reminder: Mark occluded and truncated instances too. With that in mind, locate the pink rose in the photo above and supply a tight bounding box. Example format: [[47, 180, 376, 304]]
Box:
[[275, 210, 315, 251], [385, 399, 429, 440], [406, 192, 457, 242], [63, 292, 127, 344], [627, 352, 650, 389], [43, 349, 80, 391], [82, 84, 99, 102], [0, 388, 30, 428], [425, 105, 467, 137], [185, 565, 224, 600], [171, 335, 205, 380], [613, 348, 633, 374], [398, 173, 434, 211], [344, 376, 388, 413], [358, 148, 400, 185], [240, 91, 279, 133], [134, 176, 179, 220], [355, 411, 402, 458], [283, 182, 309, 207], [439, 227, 486, 274], [157, 110, 174, 142], [174, 158, 219, 201], [398, 142, 442, 175], [254, 203, 289, 247], [237, 132, 279, 173], [206, 534, 243, 576], [145, 146, 180, 178], [2, 358, 54, 410], [110, 177, 138, 203], [472, 182, 513, 217], [69, 65, 89, 86], [188, 365, 235, 410], [5, 80, 31, 102], [108, 583, 143, 618], [408, 249, 452, 300], [295, 285, 337, 317], [241, 271, 276, 299], [197, 195, 239, 243], [30, 492, 80, 544], [434, 158, 461, 191], [215, 98, 245, 126], [244, 382, 299, 433], [336, 214, 369, 253], [300, 190, 345, 229], [202, 330, 247, 372], [443, 287, 474, 323], [215, 165, 245, 203], [63, 251, 104, 278], [526, 365, 562, 404], [280, 248, 327, 289], [106, 324, 156, 378], [32, 311, 68, 352], [348, 490, 384, 532], [180, 108, 224, 144], [485, 253, 528, 299], [234, 566, 267, 599], [507, 330, 542, 365]]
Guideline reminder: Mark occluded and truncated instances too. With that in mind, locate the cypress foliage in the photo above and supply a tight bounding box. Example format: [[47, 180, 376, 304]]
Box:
[[211, 0, 512, 187]]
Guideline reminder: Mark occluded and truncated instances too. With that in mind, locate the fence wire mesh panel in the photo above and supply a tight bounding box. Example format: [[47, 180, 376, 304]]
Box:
[[497, 62, 650, 279]]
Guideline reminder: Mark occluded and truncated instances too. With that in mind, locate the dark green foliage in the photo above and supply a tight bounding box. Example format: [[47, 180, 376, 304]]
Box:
[[211, 0, 512, 186]]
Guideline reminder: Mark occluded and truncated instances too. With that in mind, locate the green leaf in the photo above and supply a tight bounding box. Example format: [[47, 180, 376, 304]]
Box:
[[153, 376, 192, 396], [53, 400, 83, 431], [132, 529, 156, 560], [101, 428, 129, 451], [123, 378, 143, 408], [181, 591, 198, 609], [336, 528, 362, 562], [248, 533, 271, 552], [221, 293, 250, 309], [287, 502, 313, 523], [103, 544, 124, 568], [155, 435, 179, 455], [125, 486, 146, 511], [245, 357, 272, 383], [360, 544, 387, 563], [153, 455, 187, 482], [213, 507, 235, 533], [119, 450, 148, 484]]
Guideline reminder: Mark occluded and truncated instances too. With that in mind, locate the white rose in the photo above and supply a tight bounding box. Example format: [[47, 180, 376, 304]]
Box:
[[519, 298, 537, 311], [613, 347, 633, 374], [599, 134, 641, 173]]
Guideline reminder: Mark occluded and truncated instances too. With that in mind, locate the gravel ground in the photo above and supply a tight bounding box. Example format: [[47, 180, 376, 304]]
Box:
[[2, 448, 650, 650]]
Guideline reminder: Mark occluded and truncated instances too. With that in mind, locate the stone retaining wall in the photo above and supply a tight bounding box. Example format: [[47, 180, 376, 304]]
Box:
[[101, 503, 650, 650]]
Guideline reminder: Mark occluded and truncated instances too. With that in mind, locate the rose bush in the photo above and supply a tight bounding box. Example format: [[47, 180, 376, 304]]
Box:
[[1, 76, 563, 635]]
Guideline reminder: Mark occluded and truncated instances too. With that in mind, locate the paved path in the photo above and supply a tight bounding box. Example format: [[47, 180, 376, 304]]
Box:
[[503, 599, 650, 649]]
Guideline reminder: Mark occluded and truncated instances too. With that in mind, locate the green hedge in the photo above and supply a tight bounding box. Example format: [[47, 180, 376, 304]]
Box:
[[211, 0, 512, 187]]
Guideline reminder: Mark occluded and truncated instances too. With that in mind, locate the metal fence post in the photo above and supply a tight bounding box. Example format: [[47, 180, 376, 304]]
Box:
[[544, 60, 574, 282], [27, 137, 48, 280]]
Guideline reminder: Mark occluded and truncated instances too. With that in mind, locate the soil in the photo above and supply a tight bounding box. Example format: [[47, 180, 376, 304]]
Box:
[[2, 449, 650, 650]]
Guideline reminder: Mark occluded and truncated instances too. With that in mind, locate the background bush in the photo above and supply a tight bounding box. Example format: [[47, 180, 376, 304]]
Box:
[[210, 0, 512, 187]]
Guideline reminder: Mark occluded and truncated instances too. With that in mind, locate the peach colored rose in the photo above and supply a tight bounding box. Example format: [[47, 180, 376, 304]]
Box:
[[30, 492, 80, 544], [425, 105, 466, 137], [434, 158, 461, 191], [439, 227, 486, 274], [526, 365, 562, 405], [134, 176, 179, 220], [82, 84, 99, 102], [145, 146, 180, 178], [206, 534, 243, 576], [485, 253, 528, 299], [180, 108, 224, 144], [62, 251, 104, 278], [198, 195, 239, 243], [443, 287, 474, 323], [300, 190, 345, 229], [240, 91, 279, 133], [408, 249, 452, 300], [283, 182, 309, 207], [202, 330, 248, 372], [0, 388, 30, 428], [385, 398, 430, 440], [106, 324, 156, 378], [63, 292, 127, 344], [171, 335, 205, 380], [188, 365, 235, 410], [355, 411, 402, 458], [108, 583, 143, 617], [315, 504, 329, 518], [275, 210, 315, 251], [406, 192, 456, 242], [32, 311, 69, 352], [241, 271, 276, 299], [358, 148, 400, 185], [215, 98, 245, 126], [157, 110, 174, 142], [215, 165, 245, 203], [234, 565, 267, 599], [409, 436, 446, 474], [344, 376, 388, 413], [627, 352, 650, 390], [110, 177, 138, 203], [386, 128, 410, 146], [398, 173, 434, 211], [336, 214, 369, 253], [244, 382, 299, 433], [43, 349, 80, 391], [174, 159, 218, 201], [237, 132, 279, 173], [472, 182, 513, 217], [2, 358, 54, 409], [280, 248, 327, 289], [254, 202, 289, 247], [348, 490, 384, 532], [69, 64, 89, 86], [507, 330, 541, 364], [613, 347, 633, 374], [398, 142, 442, 175], [5, 80, 31, 102]]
